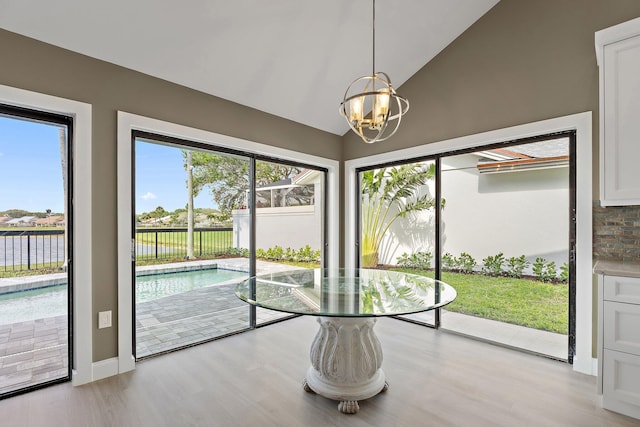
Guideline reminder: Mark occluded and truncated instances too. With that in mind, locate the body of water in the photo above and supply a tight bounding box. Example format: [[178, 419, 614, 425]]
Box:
[[136, 268, 246, 303]]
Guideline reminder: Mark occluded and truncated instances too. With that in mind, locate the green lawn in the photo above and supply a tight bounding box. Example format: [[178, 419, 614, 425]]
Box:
[[391, 267, 568, 334], [0, 263, 64, 278]]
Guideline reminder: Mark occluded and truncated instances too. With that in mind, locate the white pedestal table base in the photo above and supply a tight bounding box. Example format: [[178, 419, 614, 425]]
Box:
[[302, 316, 389, 414]]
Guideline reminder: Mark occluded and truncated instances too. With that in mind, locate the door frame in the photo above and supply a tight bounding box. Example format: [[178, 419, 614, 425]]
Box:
[[130, 131, 330, 358], [345, 112, 594, 375], [117, 112, 339, 373], [0, 84, 93, 385]]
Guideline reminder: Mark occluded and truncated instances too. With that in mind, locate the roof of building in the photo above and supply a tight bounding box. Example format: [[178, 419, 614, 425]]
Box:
[[4, 216, 38, 224], [476, 137, 570, 174], [33, 216, 65, 225]]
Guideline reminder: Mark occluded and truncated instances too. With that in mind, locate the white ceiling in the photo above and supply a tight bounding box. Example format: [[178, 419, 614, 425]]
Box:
[[0, 0, 499, 135]]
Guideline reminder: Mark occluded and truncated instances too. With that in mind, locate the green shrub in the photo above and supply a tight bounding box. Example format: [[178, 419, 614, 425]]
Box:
[[457, 252, 476, 273], [297, 245, 319, 263], [533, 257, 557, 282], [482, 252, 505, 276], [266, 245, 284, 260], [442, 253, 456, 271], [506, 255, 529, 278], [544, 261, 557, 282], [224, 247, 249, 257], [396, 251, 432, 269], [559, 262, 569, 283]]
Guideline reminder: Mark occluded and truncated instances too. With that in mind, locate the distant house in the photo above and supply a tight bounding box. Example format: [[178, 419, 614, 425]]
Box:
[[34, 215, 65, 227], [0, 216, 10, 225], [4, 216, 38, 226]]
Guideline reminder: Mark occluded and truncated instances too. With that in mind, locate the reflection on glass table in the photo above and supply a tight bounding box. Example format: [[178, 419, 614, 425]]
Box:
[[235, 268, 456, 414]]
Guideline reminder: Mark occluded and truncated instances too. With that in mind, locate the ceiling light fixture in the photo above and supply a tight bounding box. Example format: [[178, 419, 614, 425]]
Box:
[[339, 0, 409, 144]]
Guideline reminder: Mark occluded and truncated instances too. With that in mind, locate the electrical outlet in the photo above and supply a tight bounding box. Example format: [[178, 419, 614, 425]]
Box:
[[98, 310, 112, 329]]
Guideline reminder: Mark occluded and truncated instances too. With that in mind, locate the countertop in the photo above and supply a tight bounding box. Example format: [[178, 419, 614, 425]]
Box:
[[593, 259, 640, 278]]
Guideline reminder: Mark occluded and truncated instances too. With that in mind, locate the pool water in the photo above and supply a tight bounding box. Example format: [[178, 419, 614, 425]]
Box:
[[0, 268, 247, 325], [136, 268, 247, 303], [0, 284, 68, 325]]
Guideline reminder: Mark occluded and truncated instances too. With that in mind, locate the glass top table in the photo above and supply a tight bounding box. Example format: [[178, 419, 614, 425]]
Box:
[[235, 268, 456, 317], [235, 268, 457, 414]]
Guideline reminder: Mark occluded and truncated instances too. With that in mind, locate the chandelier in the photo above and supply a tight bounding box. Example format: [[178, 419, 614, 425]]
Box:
[[339, 0, 409, 144]]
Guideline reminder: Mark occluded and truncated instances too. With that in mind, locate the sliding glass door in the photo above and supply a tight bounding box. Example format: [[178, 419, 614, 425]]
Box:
[[133, 132, 327, 358], [134, 135, 251, 358], [356, 133, 576, 361], [0, 106, 72, 397], [439, 136, 573, 360]]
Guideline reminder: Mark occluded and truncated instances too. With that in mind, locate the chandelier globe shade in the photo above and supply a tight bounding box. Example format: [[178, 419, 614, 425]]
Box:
[[339, 72, 409, 144]]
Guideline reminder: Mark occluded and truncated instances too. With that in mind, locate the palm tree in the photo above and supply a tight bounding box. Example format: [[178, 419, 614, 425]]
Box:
[[360, 163, 436, 267]]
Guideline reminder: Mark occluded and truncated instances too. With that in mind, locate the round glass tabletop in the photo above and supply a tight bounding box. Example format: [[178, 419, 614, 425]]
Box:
[[235, 268, 456, 317]]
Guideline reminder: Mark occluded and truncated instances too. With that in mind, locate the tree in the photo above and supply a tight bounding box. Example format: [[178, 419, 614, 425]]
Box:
[[186, 151, 195, 259], [151, 206, 168, 218], [187, 152, 302, 215], [59, 127, 68, 270], [360, 163, 437, 268]]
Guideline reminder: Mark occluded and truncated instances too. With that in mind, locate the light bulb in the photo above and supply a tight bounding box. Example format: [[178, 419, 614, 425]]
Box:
[[349, 96, 364, 123]]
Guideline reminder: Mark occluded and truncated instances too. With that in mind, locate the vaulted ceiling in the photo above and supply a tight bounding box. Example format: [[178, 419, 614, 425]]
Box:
[[0, 0, 499, 135]]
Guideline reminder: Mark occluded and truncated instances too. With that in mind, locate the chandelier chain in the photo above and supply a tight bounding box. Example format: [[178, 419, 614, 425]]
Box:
[[372, 0, 376, 76]]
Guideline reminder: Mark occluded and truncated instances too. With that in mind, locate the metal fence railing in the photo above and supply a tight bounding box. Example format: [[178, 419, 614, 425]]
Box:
[[1, 229, 66, 272], [135, 227, 234, 261], [1, 227, 235, 271]]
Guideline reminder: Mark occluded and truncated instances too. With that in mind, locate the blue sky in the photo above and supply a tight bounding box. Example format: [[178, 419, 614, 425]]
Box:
[[135, 141, 215, 214], [0, 116, 65, 213], [0, 115, 214, 214]]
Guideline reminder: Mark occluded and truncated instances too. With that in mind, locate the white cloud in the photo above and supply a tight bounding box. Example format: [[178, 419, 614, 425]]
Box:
[[141, 192, 157, 200]]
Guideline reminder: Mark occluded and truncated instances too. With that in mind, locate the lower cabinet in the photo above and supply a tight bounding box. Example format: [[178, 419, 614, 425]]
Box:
[[598, 274, 640, 420]]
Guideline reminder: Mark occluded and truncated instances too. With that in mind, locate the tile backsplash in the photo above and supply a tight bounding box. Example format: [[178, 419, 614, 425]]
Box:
[[593, 202, 640, 261]]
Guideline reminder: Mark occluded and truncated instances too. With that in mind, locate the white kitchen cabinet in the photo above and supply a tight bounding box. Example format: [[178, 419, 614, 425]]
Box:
[[595, 17, 640, 206], [598, 273, 640, 420]]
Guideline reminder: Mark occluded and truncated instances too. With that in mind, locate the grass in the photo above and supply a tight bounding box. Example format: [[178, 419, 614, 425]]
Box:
[[0, 263, 65, 278], [391, 267, 568, 334]]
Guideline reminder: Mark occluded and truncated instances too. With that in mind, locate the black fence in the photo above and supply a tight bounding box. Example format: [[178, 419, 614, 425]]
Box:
[[1, 229, 66, 272], [1, 227, 235, 272], [135, 227, 234, 261]]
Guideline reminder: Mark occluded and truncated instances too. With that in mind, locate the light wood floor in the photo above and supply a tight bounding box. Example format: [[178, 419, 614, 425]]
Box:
[[1, 316, 638, 427]]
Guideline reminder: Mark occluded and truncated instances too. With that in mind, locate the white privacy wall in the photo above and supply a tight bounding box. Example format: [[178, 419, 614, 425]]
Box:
[[233, 205, 322, 250], [379, 154, 569, 268]]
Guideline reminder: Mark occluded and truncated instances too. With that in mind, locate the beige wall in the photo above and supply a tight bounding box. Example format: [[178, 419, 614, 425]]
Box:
[[0, 29, 341, 361]]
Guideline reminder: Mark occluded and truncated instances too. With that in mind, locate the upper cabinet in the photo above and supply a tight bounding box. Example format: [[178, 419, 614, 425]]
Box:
[[596, 17, 640, 206]]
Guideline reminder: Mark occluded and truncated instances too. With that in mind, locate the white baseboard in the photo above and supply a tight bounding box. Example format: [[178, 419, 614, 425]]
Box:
[[573, 356, 598, 376], [71, 368, 93, 386], [91, 357, 119, 382]]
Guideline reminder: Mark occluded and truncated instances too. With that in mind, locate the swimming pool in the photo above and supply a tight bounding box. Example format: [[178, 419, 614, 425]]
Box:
[[0, 284, 68, 325], [135, 268, 247, 303], [0, 268, 247, 324]]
